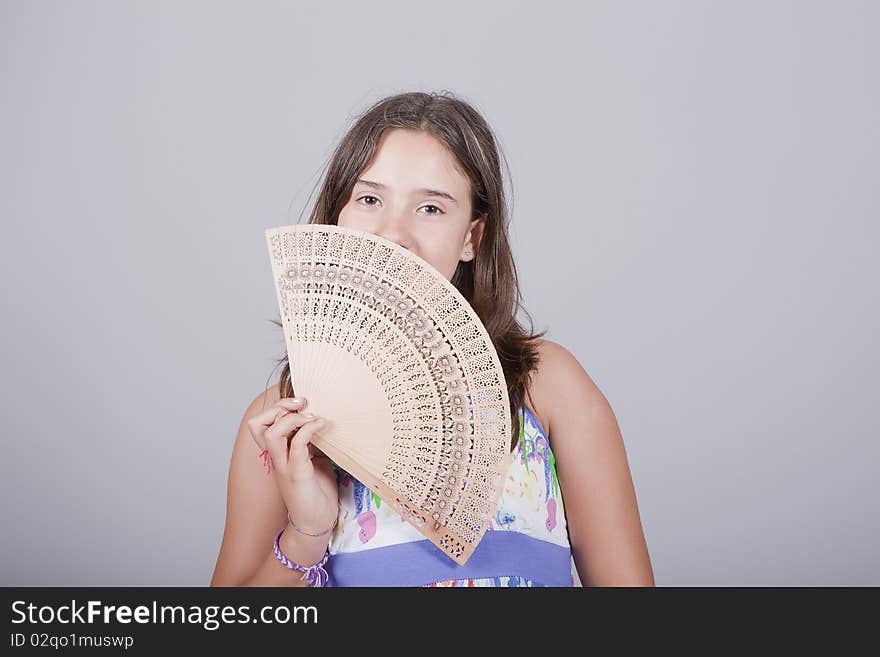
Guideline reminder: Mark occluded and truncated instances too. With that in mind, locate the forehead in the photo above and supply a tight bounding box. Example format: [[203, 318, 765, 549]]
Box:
[[358, 129, 470, 197]]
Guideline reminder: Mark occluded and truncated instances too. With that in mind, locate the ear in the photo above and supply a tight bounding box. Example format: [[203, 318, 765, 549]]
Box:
[[461, 213, 487, 262]]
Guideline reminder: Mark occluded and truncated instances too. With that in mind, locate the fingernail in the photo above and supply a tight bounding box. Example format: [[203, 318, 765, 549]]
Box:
[[303, 412, 314, 417]]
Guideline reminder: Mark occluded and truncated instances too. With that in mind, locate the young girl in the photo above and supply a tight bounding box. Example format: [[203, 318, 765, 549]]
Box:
[[211, 91, 655, 587]]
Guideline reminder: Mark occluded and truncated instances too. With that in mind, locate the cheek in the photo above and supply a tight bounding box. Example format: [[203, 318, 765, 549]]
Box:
[[418, 246, 458, 281], [337, 206, 371, 231], [336, 204, 353, 227]]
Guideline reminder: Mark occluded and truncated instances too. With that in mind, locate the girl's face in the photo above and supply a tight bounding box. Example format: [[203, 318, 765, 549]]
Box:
[[337, 128, 485, 281]]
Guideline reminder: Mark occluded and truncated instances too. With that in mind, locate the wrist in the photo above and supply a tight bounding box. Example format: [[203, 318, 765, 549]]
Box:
[[272, 526, 330, 587], [278, 525, 331, 570], [284, 497, 340, 536], [274, 527, 330, 587], [287, 509, 338, 537]]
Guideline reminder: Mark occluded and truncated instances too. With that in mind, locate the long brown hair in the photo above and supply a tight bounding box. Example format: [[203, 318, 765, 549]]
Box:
[[268, 91, 546, 451]]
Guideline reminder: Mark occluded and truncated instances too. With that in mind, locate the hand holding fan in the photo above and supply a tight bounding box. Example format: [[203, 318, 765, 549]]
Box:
[[264, 223, 512, 566]]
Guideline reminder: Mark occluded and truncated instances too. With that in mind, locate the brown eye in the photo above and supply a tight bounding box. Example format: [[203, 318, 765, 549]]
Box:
[[420, 205, 443, 215], [357, 195, 379, 206]]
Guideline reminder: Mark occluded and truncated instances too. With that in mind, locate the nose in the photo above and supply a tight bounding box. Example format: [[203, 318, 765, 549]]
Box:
[[374, 213, 413, 251]]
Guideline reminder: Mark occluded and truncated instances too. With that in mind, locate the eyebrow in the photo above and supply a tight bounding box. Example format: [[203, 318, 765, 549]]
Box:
[[355, 179, 459, 205]]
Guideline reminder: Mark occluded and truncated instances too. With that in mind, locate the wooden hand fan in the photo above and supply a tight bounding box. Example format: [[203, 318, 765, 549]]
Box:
[[264, 223, 512, 566]]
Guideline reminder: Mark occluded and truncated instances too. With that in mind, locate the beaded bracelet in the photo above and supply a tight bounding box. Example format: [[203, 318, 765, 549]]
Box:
[[273, 528, 330, 587]]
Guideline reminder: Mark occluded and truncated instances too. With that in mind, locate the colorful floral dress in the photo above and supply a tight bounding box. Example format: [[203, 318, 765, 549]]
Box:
[[325, 406, 578, 587]]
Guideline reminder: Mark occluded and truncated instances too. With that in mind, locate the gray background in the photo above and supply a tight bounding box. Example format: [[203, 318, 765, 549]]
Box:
[[1, 1, 876, 586]]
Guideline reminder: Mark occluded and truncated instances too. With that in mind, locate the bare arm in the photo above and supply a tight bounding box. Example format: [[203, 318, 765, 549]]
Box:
[[534, 341, 655, 587], [210, 385, 330, 587]]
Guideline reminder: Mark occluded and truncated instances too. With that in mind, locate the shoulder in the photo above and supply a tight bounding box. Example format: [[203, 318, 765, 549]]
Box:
[[249, 383, 282, 413], [528, 338, 617, 442], [528, 341, 654, 586], [237, 383, 284, 430]]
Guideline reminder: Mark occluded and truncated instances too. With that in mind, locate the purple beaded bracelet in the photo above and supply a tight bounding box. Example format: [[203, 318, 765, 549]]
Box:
[[273, 528, 330, 587]]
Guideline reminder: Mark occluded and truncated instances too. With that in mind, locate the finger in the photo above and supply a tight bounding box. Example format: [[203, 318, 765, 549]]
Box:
[[247, 397, 305, 433], [265, 409, 322, 441], [246, 398, 304, 451], [265, 414, 321, 472], [288, 417, 327, 472]]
